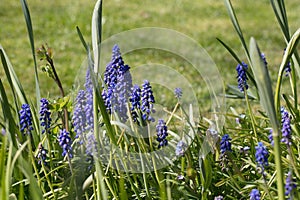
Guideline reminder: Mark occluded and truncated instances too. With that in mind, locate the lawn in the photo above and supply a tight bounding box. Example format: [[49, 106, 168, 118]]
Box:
[[1, 0, 299, 100]]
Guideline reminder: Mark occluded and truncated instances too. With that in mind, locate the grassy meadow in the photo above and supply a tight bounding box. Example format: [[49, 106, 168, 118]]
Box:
[[1, 0, 299, 102]]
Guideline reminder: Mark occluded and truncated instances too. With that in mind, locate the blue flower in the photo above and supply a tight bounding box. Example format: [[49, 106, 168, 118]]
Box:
[[40, 98, 51, 134], [268, 129, 274, 146], [250, 189, 261, 200], [214, 196, 224, 200], [236, 62, 248, 92], [141, 80, 155, 122], [37, 144, 48, 165], [72, 90, 87, 142], [285, 171, 296, 199], [283, 48, 291, 76], [102, 44, 132, 120], [58, 129, 73, 158], [114, 63, 132, 122], [175, 140, 186, 157], [85, 133, 98, 157], [84, 69, 94, 131], [19, 104, 33, 134], [255, 142, 269, 173], [174, 87, 182, 99], [220, 134, 232, 154], [281, 107, 292, 146], [156, 119, 168, 148], [129, 85, 141, 124], [261, 53, 268, 67]]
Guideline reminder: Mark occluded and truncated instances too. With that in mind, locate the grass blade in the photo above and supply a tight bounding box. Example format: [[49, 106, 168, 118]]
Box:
[[224, 0, 249, 60], [0, 46, 27, 105], [20, 0, 40, 108], [0, 80, 18, 147], [76, 26, 89, 52], [92, 0, 102, 73], [274, 28, 300, 111]]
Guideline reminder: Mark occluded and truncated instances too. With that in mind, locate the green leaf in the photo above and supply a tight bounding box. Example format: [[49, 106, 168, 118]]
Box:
[[92, 0, 102, 73], [224, 0, 249, 60], [274, 28, 300, 111], [20, 0, 41, 109], [249, 37, 279, 133]]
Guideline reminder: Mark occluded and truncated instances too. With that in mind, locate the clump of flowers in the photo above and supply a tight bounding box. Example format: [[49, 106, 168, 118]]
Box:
[[129, 84, 142, 124], [220, 134, 232, 154], [39, 98, 51, 134], [141, 80, 155, 122], [219, 134, 232, 171], [285, 171, 296, 199], [19, 103, 34, 134], [73, 90, 87, 142], [255, 142, 269, 175], [84, 68, 94, 131], [250, 189, 261, 200], [214, 196, 224, 200], [261, 53, 268, 67], [175, 140, 186, 157], [37, 144, 48, 165], [102, 44, 133, 121], [156, 119, 168, 148], [174, 87, 182, 99], [236, 62, 248, 92], [281, 107, 292, 146], [58, 129, 73, 158]]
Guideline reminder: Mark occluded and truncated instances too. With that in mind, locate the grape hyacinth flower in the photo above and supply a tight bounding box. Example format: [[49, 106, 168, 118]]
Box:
[[236, 62, 248, 92], [85, 133, 98, 157], [156, 119, 168, 148], [261, 53, 268, 67], [19, 104, 34, 134], [250, 189, 261, 200], [175, 140, 186, 157], [255, 142, 269, 174], [114, 63, 132, 122], [84, 69, 94, 131], [2, 128, 6, 136], [72, 90, 87, 142], [58, 129, 73, 158], [284, 48, 291, 76], [281, 107, 292, 146], [141, 80, 155, 122], [174, 87, 182, 99], [285, 171, 296, 199], [268, 129, 274, 146], [214, 196, 224, 200], [102, 44, 132, 122], [129, 85, 142, 124], [37, 144, 48, 165], [220, 134, 232, 154], [40, 98, 52, 134]]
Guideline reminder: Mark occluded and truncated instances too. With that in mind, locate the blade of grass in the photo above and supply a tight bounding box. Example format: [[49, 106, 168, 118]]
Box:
[[20, 0, 41, 109], [274, 28, 300, 111], [0, 46, 27, 104], [76, 26, 89, 52], [224, 0, 250, 60]]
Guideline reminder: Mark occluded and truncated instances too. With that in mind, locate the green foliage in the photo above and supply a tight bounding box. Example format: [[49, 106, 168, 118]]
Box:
[[0, 0, 300, 199]]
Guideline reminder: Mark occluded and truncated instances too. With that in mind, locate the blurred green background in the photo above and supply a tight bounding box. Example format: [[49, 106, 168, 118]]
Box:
[[0, 0, 299, 108]]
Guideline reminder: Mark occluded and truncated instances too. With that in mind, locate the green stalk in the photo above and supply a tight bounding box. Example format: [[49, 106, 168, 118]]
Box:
[[244, 90, 257, 140], [41, 161, 56, 199], [273, 130, 285, 200]]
